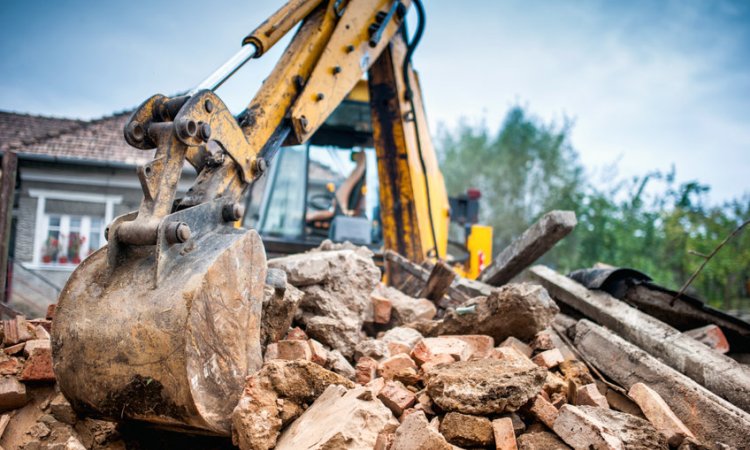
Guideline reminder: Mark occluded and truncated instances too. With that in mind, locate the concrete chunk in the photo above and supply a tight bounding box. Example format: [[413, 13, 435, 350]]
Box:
[[275, 385, 398, 450], [0, 377, 27, 411], [425, 358, 546, 415], [575, 383, 609, 409], [391, 410, 453, 450], [439, 283, 559, 342], [440, 412, 494, 448]]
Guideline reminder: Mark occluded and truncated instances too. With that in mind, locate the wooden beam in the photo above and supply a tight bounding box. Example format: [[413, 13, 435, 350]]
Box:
[[528, 265, 750, 414], [479, 210, 576, 286], [418, 260, 456, 302], [0, 152, 18, 305], [574, 319, 750, 448], [384, 250, 472, 307]]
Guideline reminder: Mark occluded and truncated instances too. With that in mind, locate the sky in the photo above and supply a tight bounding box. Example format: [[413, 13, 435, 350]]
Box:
[[1, 0, 749, 203]]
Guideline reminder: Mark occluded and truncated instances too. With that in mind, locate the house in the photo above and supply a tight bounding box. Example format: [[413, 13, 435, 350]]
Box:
[[0, 110, 195, 316]]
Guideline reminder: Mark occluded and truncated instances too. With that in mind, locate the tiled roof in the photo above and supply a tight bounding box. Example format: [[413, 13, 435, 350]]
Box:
[[0, 110, 151, 166]]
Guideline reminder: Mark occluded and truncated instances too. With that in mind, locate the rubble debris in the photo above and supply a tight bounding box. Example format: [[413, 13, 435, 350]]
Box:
[[517, 431, 571, 450], [529, 265, 750, 414], [439, 411, 494, 447], [411, 336, 472, 365], [628, 382, 695, 446], [326, 349, 355, 380], [355, 338, 391, 360], [0, 376, 27, 411], [2, 316, 33, 346], [425, 358, 546, 415], [231, 359, 354, 450], [390, 410, 453, 450], [269, 247, 381, 357], [531, 348, 564, 369], [377, 380, 416, 416], [575, 383, 609, 409], [492, 417, 518, 450], [275, 339, 312, 361], [438, 283, 559, 342], [373, 284, 437, 324], [377, 354, 419, 384], [370, 294, 393, 324], [574, 319, 750, 448], [19, 347, 54, 382], [499, 336, 533, 358], [49, 393, 77, 426], [479, 210, 577, 286], [525, 394, 558, 429], [684, 324, 730, 354], [274, 384, 398, 450], [260, 269, 303, 346], [381, 326, 424, 349], [562, 405, 668, 449], [355, 356, 379, 385]]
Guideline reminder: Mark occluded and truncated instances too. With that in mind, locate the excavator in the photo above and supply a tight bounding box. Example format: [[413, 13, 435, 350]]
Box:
[[51, 0, 492, 436]]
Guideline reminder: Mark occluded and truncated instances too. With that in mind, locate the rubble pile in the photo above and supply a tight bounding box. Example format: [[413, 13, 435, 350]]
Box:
[[1, 238, 749, 449]]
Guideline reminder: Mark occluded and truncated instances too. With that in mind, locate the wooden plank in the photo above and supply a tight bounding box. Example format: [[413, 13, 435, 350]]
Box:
[[418, 260, 456, 302], [0, 152, 18, 305], [384, 250, 473, 307], [528, 265, 750, 414], [574, 319, 750, 448], [479, 210, 576, 286]]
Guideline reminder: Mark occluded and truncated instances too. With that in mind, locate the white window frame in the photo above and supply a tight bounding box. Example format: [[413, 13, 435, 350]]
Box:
[[27, 189, 122, 271]]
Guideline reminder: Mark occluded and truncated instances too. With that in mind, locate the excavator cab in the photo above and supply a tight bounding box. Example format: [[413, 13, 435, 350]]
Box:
[[245, 83, 383, 256]]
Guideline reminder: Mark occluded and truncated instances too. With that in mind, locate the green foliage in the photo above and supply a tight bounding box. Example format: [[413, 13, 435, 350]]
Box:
[[437, 107, 750, 312]]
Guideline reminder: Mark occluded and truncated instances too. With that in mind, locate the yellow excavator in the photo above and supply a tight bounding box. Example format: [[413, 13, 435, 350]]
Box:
[[51, 0, 492, 436]]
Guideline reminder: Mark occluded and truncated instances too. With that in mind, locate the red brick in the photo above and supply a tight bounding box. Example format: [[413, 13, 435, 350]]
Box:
[[378, 354, 419, 385], [0, 377, 27, 411], [387, 341, 411, 356], [377, 380, 416, 416], [19, 347, 55, 382], [575, 383, 609, 409], [264, 343, 279, 362], [365, 376, 386, 397], [420, 353, 456, 373], [276, 340, 312, 361], [23, 339, 50, 358], [684, 325, 729, 354], [285, 327, 307, 341], [453, 335, 495, 359], [0, 357, 22, 376], [307, 339, 328, 366], [526, 394, 558, 429], [492, 417, 518, 450], [498, 337, 533, 358], [411, 337, 471, 366], [2, 317, 33, 346], [531, 348, 564, 369], [371, 294, 393, 324], [628, 382, 695, 445], [355, 356, 378, 385]]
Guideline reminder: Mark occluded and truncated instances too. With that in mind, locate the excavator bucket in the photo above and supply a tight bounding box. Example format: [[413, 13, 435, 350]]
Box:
[[50, 91, 270, 435], [51, 203, 267, 435]]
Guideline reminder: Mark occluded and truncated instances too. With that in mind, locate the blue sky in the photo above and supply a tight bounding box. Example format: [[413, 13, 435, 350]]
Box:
[[1, 0, 748, 203]]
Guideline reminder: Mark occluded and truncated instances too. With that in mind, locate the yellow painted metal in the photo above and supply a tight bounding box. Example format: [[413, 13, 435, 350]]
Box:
[[465, 224, 493, 279], [368, 33, 450, 279], [241, 1, 338, 149], [290, 0, 411, 143], [347, 79, 370, 102], [243, 0, 325, 56]]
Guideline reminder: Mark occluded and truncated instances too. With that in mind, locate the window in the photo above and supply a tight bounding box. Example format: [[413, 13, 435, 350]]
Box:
[[30, 190, 122, 269]]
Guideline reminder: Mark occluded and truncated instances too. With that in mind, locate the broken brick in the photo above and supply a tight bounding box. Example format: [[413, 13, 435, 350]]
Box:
[[387, 341, 411, 356], [575, 383, 609, 409], [498, 336, 533, 358], [411, 337, 471, 366], [285, 327, 307, 341], [307, 339, 328, 366], [276, 339, 312, 361], [0, 376, 27, 411], [628, 382, 695, 446], [19, 347, 55, 382], [492, 417, 518, 450], [355, 356, 378, 385], [419, 353, 456, 373], [531, 348, 564, 369], [371, 294, 393, 324], [526, 394, 558, 429], [377, 380, 416, 416], [378, 353, 419, 384]]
